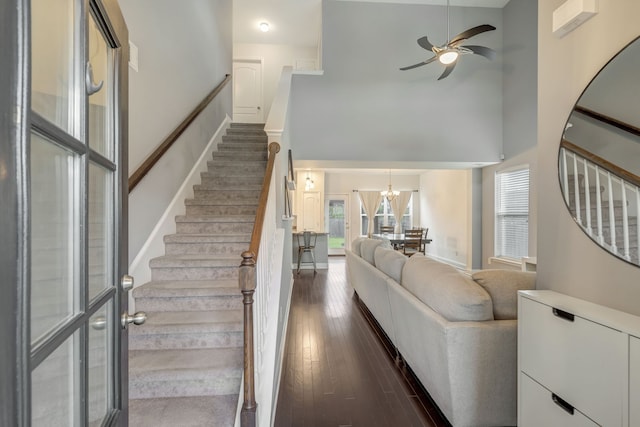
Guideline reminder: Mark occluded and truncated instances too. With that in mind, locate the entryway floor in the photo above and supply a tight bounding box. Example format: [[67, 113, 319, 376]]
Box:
[[274, 258, 450, 427]]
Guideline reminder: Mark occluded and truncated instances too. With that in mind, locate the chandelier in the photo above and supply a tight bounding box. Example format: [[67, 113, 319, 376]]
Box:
[[381, 170, 399, 202]]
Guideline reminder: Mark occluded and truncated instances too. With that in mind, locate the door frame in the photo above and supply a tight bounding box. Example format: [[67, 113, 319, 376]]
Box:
[[0, 0, 130, 425], [325, 194, 350, 255], [232, 57, 264, 123]]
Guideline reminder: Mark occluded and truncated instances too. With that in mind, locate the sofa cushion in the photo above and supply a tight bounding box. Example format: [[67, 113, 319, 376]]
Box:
[[351, 237, 368, 257], [374, 246, 407, 283], [401, 255, 494, 322], [472, 270, 537, 320], [360, 239, 386, 265]]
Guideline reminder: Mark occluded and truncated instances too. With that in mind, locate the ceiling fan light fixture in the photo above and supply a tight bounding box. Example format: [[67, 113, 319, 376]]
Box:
[[439, 49, 459, 65]]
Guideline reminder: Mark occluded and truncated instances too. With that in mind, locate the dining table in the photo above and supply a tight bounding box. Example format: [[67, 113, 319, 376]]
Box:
[[371, 233, 433, 247]]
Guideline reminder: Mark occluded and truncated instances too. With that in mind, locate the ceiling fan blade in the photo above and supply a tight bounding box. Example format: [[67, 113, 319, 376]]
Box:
[[437, 62, 456, 80], [464, 45, 496, 60], [417, 36, 434, 51], [449, 24, 496, 46], [400, 56, 437, 71]]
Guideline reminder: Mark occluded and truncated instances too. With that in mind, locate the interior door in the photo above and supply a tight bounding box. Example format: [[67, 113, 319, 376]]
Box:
[[1, 0, 132, 425], [233, 59, 264, 123], [325, 195, 350, 255]]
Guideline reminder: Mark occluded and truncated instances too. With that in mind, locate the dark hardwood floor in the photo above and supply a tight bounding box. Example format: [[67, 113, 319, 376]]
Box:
[[274, 257, 451, 427]]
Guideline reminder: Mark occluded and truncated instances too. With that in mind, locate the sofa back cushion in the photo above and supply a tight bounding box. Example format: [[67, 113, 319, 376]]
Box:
[[351, 237, 368, 257], [401, 255, 494, 322], [472, 270, 536, 320], [360, 239, 387, 265], [374, 246, 407, 283]]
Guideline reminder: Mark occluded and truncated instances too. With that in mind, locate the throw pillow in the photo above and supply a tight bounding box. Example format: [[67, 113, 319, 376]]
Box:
[[374, 246, 407, 283], [472, 269, 537, 320]]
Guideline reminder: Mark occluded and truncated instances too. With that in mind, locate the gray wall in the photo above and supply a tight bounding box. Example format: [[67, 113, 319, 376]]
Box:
[[537, 0, 640, 315], [290, 1, 503, 164], [119, 0, 233, 261], [502, 0, 537, 159]]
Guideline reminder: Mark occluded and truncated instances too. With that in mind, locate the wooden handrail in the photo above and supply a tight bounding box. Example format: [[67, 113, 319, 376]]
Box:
[[574, 105, 640, 138], [561, 139, 640, 188], [128, 73, 232, 192], [239, 141, 280, 427]]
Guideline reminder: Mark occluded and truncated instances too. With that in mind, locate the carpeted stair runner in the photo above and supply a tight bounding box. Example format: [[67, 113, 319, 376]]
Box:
[[129, 123, 267, 427]]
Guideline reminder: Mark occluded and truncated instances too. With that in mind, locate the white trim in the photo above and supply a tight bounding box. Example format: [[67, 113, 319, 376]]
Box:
[[290, 263, 329, 270], [127, 115, 231, 310], [270, 273, 294, 427], [488, 256, 522, 268], [292, 69, 324, 76], [425, 253, 467, 271]]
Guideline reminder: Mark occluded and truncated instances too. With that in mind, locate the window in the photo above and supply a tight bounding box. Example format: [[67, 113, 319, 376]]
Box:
[[361, 196, 412, 235], [495, 166, 529, 259]]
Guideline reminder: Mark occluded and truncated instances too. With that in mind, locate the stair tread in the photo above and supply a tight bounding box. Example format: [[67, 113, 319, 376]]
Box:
[[164, 233, 251, 243], [150, 255, 240, 268], [129, 347, 243, 379], [185, 198, 258, 206], [175, 215, 255, 223], [130, 310, 242, 333], [194, 184, 263, 191], [129, 395, 237, 427], [133, 279, 239, 297]]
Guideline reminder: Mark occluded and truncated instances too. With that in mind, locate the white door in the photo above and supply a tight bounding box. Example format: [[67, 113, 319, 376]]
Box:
[[233, 59, 263, 123], [302, 191, 321, 231], [325, 194, 350, 255], [1, 0, 135, 425]]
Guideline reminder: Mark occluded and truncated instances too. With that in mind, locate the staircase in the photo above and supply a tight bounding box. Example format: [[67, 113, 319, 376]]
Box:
[[128, 123, 267, 427], [566, 174, 639, 262]]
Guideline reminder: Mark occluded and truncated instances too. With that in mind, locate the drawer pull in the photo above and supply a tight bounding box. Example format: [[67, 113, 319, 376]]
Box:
[[552, 307, 575, 322], [552, 393, 575, 415]]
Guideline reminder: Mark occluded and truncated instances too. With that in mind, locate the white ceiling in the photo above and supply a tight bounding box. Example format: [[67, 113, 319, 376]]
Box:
[[233, 0, 510, 47]]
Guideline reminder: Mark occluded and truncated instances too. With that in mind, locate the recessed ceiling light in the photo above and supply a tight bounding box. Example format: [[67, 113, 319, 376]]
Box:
[[259, 22, 270, 32]]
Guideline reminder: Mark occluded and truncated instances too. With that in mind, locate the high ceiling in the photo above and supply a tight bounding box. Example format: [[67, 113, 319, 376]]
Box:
[[233, 0, 511, 47]]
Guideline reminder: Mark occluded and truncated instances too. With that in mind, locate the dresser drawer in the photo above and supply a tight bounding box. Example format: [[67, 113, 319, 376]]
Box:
[[519, 296, 626, 427], [520, 372, 599, 427], [631, 336, 640, 427]]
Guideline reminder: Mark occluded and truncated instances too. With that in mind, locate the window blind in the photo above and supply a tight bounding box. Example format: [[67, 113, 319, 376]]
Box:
[[495, 167, 529, 259]]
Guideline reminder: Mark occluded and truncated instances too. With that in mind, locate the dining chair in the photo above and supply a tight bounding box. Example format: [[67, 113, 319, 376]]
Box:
[[296, 231, 317, 274], [403, 229, 422, 256], [420, 227, 429, 254], [380, 225, 394, 234]]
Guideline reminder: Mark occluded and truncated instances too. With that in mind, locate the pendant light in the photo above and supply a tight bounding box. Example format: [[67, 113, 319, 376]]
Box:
[[305, 170, 315, 191], [381, 170, 400, 202]]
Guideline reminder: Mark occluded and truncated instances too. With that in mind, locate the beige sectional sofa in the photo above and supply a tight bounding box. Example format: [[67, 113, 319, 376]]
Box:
[[345, 237, 536, 427]]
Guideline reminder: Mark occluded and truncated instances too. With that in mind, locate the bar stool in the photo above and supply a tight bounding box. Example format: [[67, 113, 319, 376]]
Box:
[[296, 231, 317, 274]]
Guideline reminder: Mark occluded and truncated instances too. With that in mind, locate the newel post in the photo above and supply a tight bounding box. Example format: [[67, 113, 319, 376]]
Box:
[[240, 250, 257, 427]]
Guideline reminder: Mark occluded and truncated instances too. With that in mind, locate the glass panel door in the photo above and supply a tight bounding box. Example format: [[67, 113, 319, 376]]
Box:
[[25, 1, 129, 426], [325, 195, 349, 255]]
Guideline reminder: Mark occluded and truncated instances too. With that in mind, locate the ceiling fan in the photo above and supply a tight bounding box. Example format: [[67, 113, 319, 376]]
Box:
[[400, 0, 496, 80]]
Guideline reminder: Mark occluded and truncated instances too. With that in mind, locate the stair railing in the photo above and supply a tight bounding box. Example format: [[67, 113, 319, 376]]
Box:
[[560, 139, 640, 265], [239, 141, 280, 427], [128, 74, 232, 192]]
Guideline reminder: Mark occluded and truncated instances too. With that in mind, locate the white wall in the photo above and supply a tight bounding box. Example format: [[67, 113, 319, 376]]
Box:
[[537, 0, 640, 315], [323, 171, 421, 247], [234, 43, 317, 119], [290, 1, 504, 165], [120, 0, 233, 262], [419, 169, 478, 270]]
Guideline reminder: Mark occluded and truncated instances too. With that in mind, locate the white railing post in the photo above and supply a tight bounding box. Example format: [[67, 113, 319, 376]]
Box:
[[561, 147, 570, 206], [621, 182, 630, 260], [595, 166, 604, 244], [607, 172, 618, 254], [583, 160, 592, 235], [573, 155, 582, 224]]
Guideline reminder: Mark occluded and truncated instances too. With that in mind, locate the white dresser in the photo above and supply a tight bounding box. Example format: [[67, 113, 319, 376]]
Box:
[[518, 290, 640, 427]]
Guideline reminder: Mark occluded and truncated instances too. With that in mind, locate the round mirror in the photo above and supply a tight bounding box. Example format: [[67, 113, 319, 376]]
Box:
[[558, 36, 640, 267]]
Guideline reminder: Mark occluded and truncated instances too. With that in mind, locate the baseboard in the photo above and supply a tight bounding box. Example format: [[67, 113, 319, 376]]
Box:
[[424, 253, 467, 271], [271, 273, 294, 427], [290, 263, 329, 270], [128, 115, 232, 310]]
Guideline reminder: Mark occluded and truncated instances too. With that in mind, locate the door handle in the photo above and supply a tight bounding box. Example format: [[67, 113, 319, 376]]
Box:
[[91, 316, 107, 330], [86, 62, 104, 95], [121, 274, 134, 292], [121, 311, 147, 329], [257, 106, 261, 110]]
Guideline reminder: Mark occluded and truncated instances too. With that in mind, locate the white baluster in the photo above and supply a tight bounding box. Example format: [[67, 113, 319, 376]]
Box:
[[573, 155, 582, 224], [595, 166, 604, 244], [607, 172, 617, 253], [622, 182, 630, 260], [583, 160, 592, 235]]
